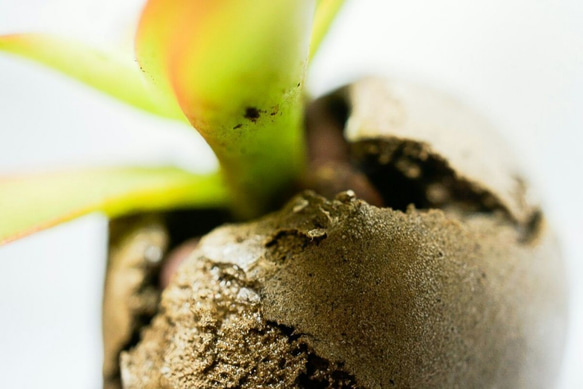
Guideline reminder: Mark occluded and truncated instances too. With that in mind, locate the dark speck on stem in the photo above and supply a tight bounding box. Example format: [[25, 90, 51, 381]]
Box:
[[244, 107, 261, 122]]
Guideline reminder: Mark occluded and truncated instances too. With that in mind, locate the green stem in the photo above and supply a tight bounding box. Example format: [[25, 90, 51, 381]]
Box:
[[135, 0, 346, 218], [136, 0, 315, 218], [213, 87, 307, 219]]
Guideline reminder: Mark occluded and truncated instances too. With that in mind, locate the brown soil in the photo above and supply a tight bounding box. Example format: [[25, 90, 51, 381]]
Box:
[[103, 78, 567, 388], [119, 192, 565, 388]]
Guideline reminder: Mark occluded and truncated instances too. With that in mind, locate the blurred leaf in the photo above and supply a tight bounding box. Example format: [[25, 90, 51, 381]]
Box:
[[310, 0, 346, 61], [136, 0, 315, 217], [0, 167, 229, 245], [0, 34, 185, 120]]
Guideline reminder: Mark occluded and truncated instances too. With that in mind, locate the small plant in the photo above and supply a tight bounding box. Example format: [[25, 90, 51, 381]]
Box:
[[0, 1, 567, 388], [0, 0, 346, 241]]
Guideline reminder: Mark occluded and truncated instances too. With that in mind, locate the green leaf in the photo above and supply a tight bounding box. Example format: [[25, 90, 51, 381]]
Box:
[[310, 0, 346, 61], [136, 0, 316, 218], [0, 167, 229, 245], [0, 34, 185, 120]]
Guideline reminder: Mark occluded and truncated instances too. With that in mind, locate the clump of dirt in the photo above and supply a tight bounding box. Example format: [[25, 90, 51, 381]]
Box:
[[304, 78, 538, 227], [120, 226, 359, 388], [103, 216, 168, 389], [105, 78, 567, 388], [103, 210, 229, 389], [120, 191, 565, 388]]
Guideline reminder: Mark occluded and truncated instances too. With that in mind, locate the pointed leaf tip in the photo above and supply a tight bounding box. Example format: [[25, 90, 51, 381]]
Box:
[[0, 167, 229, 245]]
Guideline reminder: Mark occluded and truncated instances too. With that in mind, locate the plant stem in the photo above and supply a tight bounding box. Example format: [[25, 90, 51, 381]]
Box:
[[136, 0, 315, 218], [211, 86, 307, 219], [135, 0, 346, 218]]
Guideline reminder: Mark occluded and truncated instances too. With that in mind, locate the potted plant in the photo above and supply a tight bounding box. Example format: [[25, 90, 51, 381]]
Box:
[[0, 0, 569, 387]]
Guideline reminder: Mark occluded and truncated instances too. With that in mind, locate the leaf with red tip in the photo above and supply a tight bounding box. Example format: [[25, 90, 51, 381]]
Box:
[[136, 0, 315, 217], [0, 34, 184, 120], [0, 167, 229, 245]]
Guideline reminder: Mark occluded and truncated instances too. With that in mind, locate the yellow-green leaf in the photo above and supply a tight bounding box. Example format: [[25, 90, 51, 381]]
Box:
[[0, 167, 229, 245], [136, 0, 315, 217], [0, 34, 185, 120], [310, 0, 346, 61]]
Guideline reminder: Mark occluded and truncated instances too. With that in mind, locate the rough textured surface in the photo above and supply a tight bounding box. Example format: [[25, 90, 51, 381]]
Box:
[[102, 216, 168, 389], [105, 78, 567, 388], [121, 224, 359, 389], [120, 192, 565, 388], [341, 77, 537, 225]]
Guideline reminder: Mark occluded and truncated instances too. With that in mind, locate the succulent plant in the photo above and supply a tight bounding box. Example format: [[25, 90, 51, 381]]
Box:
[[0, 1, 568, 388]]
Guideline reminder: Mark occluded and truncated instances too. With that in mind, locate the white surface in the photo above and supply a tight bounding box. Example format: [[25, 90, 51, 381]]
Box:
[[0, 0, 581, 387]]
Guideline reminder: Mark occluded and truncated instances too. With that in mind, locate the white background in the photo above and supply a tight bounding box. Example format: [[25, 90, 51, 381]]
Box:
[[0, 0, 581, 387]]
